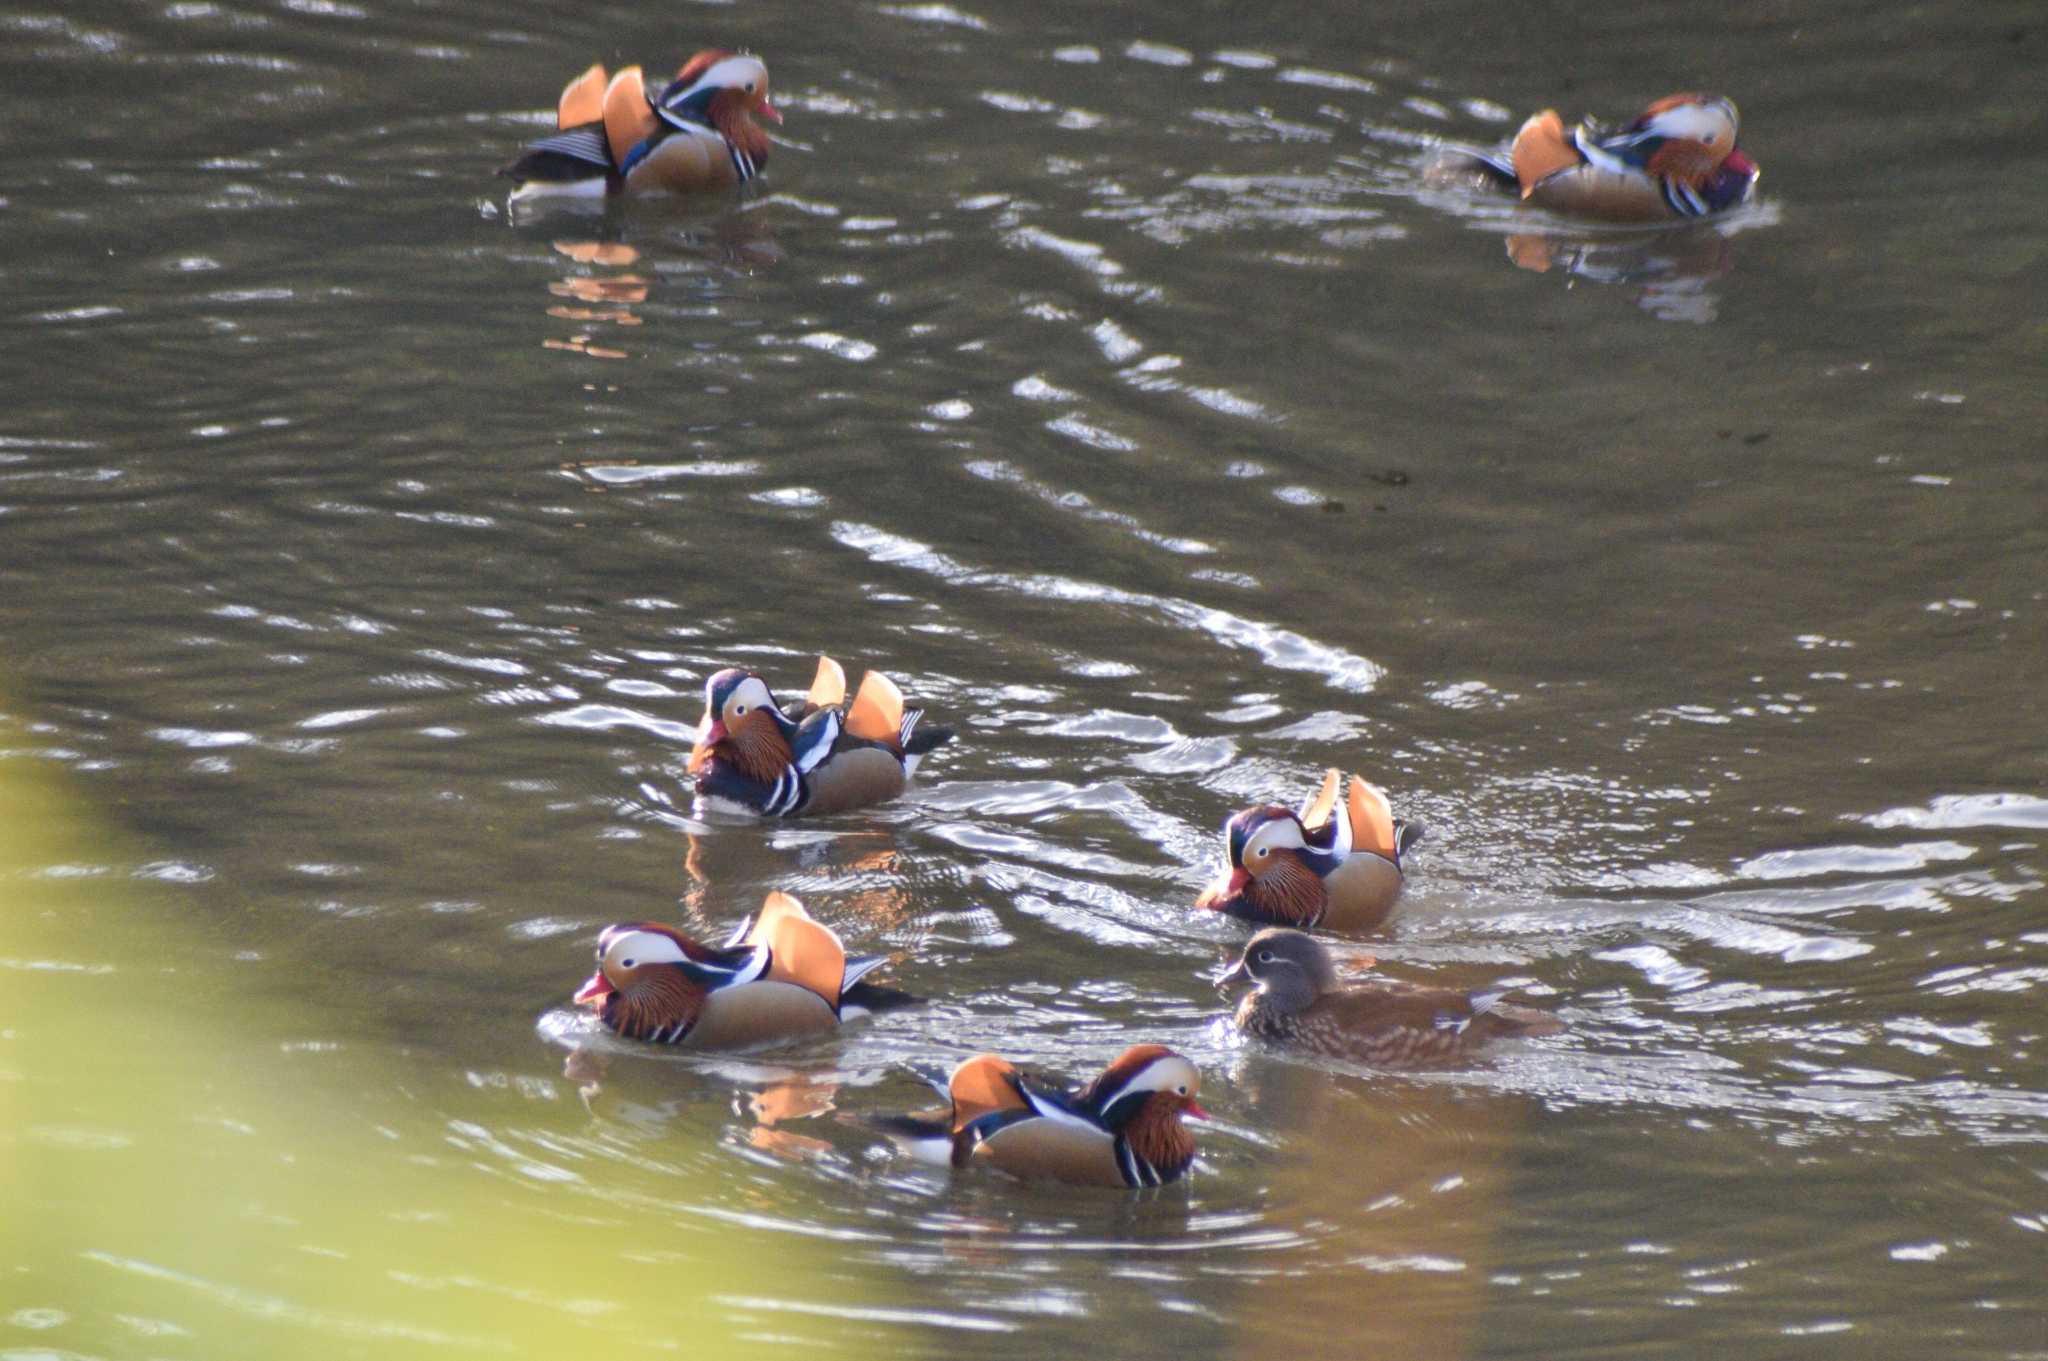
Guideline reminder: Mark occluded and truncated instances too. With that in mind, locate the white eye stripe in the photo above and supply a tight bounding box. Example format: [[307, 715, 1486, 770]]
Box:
[[1244, 821, 1306, 860], [727, 676, 776, 718], [601, 929, 687, 971]]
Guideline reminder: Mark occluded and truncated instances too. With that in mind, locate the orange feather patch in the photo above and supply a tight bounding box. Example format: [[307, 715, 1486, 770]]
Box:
[[949, 1054, 1029, 1131], [750, 892, 847, 1008], [1510, 110, 1579, 196], [558, 64, 607, 129], [844, 671, 904, 745], [601, 66, 656, 168], [1346, 776, 1398, 860], [807, 655, 847, 710], [1300, 767, 1340, 834]]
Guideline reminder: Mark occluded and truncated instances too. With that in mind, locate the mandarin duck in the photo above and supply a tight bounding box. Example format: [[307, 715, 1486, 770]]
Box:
[[1223, 928, 1564, 1068], [1461, 93, 1758, 222], [877, 1046, 1207, 1189], [1196, 769, 1423, 932], [501, 50, 780, 203], [688, 656, 953, 817], [572, 891, 916, 1049]]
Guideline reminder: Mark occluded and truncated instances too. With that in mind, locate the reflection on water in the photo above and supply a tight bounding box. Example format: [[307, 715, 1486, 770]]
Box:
[[6, 0, 2048, 1356]]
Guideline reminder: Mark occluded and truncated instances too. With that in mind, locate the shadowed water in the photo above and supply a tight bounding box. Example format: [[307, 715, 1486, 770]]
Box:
[[3, 0, 2046, 1357]]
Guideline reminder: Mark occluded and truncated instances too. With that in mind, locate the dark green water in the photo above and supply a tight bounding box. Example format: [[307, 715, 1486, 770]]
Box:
[[4, 1, 2045, 1357]]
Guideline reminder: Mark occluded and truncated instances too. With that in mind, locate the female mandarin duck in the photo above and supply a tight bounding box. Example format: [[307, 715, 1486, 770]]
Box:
[[879, 1046, 1206, 1189], [689, 656, 953, 817], [1223, 928, 1564, 1068], [501, 50, 780, 203], [1196, 768, 1424, 932], [573, 891, 915, 1049], [1463, 93, 1759, 222]]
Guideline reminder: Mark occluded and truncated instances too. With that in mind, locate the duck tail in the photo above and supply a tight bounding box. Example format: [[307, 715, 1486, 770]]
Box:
[[864, 1110, 956, 1165], [1395, 818, 1427, 858], [1471, 990, 1566, 1038], [900, 709, 954, 755], [1460, 148, 1522, 188], [842, 978, 924, 1016]]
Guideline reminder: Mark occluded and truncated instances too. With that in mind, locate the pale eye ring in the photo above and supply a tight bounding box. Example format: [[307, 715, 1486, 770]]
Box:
[[1175, 1085, 1187, 1095], [1255, 846, 1269, 858], [621, 958, 636, 968], [1256, 949, 1274, 964], [734, 704, 748, 716]]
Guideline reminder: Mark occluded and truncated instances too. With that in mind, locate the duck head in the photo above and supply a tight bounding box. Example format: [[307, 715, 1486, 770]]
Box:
[[1082, 1043, 1208, 1126], [1082, 1044, 1206, 1179], [1195, 804, 1329, 926], [573, 922, 717, 1040], [662, 51, 780, 157], [1219, 927, 1342, 1014], [689, 667, 794, 781], [1632, 93, 1741, 187]]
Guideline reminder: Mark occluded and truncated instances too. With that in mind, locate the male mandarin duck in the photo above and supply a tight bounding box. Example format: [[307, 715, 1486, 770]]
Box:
[[688, 656, 953, 817], [1465, 93, 1759, 222], [501, 50, 780, 203], [877, 1046, 1206, 1189], [1223, 928, 1564, 1068], [1195, 768, 1424, 932], [572, 891, 916, 1049]]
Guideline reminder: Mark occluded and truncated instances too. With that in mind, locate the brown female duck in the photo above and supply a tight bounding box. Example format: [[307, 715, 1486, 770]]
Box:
[[1223, 928, 1563, 1068]]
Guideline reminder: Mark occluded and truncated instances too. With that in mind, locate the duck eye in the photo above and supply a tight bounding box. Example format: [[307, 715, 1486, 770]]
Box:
[[734, 704, 748, 716], [1255, 846, 1269, 858], [621, 958, 635, 969], [745, 82, 756, 93], [1256, 949, 1274, 963]]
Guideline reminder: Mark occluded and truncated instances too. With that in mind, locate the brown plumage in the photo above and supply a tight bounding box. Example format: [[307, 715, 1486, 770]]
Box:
[[1223, 928, 1564, 1068]]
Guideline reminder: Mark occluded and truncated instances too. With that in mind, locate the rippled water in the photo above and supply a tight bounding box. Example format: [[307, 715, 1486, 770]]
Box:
[[5, 0, 2047, 1356]]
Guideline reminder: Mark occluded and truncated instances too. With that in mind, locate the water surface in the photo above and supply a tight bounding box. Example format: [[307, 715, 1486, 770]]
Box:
[[4, 1, 2046, 1357]]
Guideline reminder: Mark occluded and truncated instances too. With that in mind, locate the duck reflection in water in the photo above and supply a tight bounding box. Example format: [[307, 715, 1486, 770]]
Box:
[[536, 211, 783, 364], [741, 1073, 839, 1160], [543, 239, 646, 361], [561, 1045, 838, 1160], [1501, 224, 1746, 323]]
